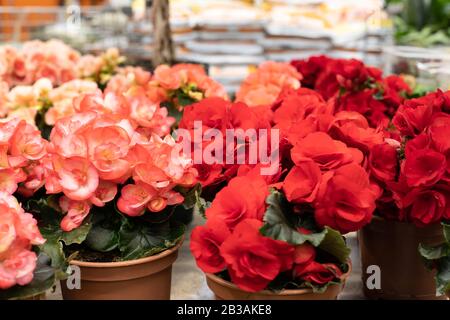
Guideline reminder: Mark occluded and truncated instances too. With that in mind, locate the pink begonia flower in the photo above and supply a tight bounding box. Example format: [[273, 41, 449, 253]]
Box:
[[75, 54, 103, 79], [15, 212, 45, 246], [0, 169, 19, 194], [85, 125, 131, 180], [9, 120, 47, 161], [17, 162, 45, 197], [153, 64, 182, 90], [117, 183, 155, 216], [0, 207, 16, 253], [89, 181, 118, 207], [59, 196, 91, 232], [54, 156, 99, 201], [0, 250, 37, 289], [236, 61, 302, 107], [105, 66, 152, 95], [0, 118, 47, 195]]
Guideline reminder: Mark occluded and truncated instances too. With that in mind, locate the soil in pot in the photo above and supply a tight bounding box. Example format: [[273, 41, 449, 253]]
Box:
[[359, 217, 445, 300], [60, 241, 182, 300], [205, 262, 351, 300]]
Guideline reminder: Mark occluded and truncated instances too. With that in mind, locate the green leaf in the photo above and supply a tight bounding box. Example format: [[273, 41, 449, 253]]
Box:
[[303, 280, 341, 294], [85, 224, 119, 253], [318, 227, 351, 264], [177, 183, 202, 210], [260, 191, 327, 246], [176, 88, 199, 107], [118, 218, 185, 260], [436, 257, 450, 296], [0, 252, 56, 300], [39, 222, 87, 246], [194, 196, 210, 219], [419, 243, 449, 260], [443, 223, 450, 244], [39, 239, 66, 270], [84, 208, 120, 252], [167, 105, 184, 124]]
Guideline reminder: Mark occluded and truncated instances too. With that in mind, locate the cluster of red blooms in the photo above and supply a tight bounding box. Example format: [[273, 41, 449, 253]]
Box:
[[290, 56, 412, 128], [178, 97, 271, 195], [373, 90, 450, 226]]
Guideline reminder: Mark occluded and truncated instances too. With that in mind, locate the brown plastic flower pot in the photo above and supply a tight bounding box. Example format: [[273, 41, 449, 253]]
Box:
[[359, 216, 445, 300], [205, 262, 351, 300], [60, 241, 182, 300]]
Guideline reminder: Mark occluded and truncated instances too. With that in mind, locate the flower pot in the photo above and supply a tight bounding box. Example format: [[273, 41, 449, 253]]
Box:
[[205, 262, 351, 300], [60, 241, 182, 300], [359, 216, 445, 300]]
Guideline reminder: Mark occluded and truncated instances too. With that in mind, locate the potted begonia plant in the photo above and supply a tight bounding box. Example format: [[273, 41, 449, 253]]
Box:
[[187, 89, 383, 299], [359, 89, 450, 299], [27, 92, 199, 300]]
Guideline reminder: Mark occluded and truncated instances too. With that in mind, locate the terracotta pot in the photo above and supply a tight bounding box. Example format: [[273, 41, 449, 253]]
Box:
[[205, 262, 351, 300], [359, 216, 445, 300], [61, 241, 182, 300]]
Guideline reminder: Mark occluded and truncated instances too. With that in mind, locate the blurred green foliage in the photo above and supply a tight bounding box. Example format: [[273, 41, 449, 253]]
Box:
[[391, 0, 450, 47]]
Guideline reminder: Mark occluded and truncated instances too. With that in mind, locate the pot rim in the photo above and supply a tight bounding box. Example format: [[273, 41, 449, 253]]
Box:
[[206, 260, 352, 296], [68, 238, 183, 268]]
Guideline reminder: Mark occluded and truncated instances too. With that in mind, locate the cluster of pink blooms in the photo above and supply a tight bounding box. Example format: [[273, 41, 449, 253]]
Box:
[[44, 79, 100, 126], [0, 192, 45, 289], [0, 41, 124, 90], [72, 90, 174, 138], [151, 64, 228, 108], [0, 118, 47, 289], [0, 40, 81, 87], [235, 61, 303, 107], [75, 48, 125, 84], [42, 110, 197, 231], [0, 77, 99, 127], [0, 118, 47, 196], [105, 66, 153, 96], [0, 78, 53, 124], [0, 78, 53, 126]]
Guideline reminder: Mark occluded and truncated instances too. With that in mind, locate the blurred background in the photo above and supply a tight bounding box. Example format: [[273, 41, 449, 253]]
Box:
[[1, 0, 450, 92]]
